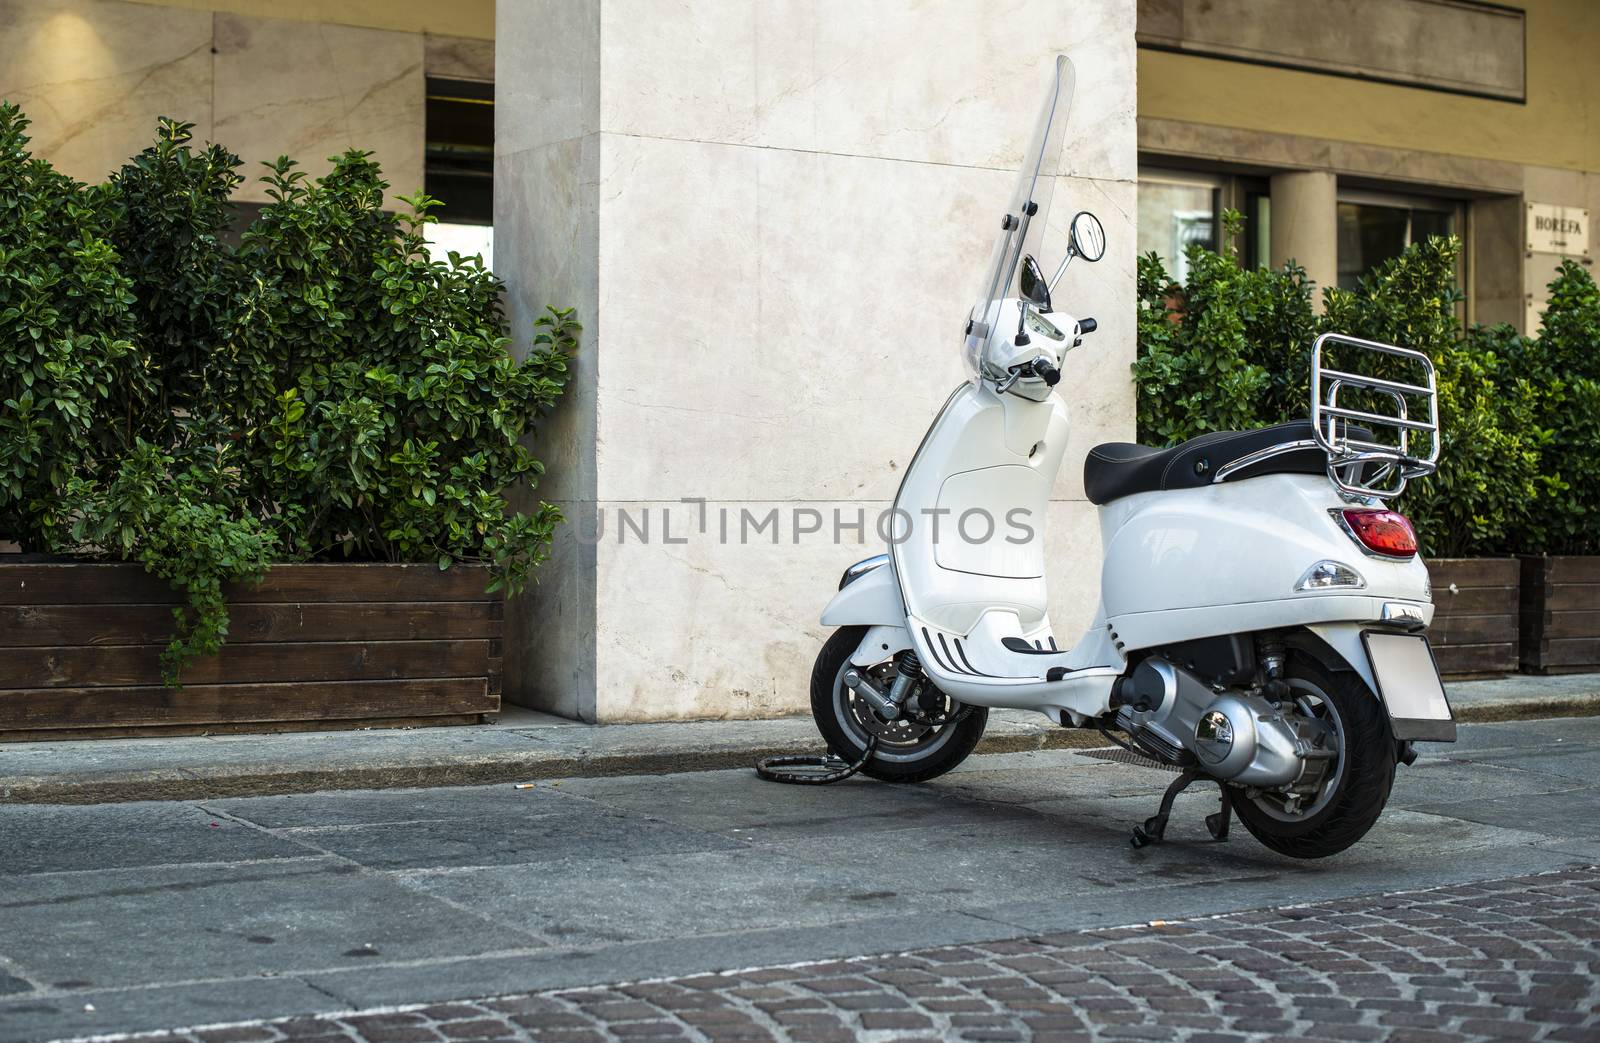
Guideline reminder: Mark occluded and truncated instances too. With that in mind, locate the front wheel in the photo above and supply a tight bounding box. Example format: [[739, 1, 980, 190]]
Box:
[[1231, 648, 1396, 858], [810, 626, 987, 783]]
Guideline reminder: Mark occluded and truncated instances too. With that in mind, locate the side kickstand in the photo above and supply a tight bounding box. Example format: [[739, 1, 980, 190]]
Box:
[[1130, 769, 1233, 848]]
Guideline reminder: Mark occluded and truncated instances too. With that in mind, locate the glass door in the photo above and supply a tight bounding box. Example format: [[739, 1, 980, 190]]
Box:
[[1138, 171, 1220, 281]]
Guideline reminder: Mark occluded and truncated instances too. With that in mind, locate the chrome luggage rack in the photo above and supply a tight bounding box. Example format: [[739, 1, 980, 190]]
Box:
[[1310, 332, 1440, 499]]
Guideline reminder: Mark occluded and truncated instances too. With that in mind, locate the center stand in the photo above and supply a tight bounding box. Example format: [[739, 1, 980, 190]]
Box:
[[1130, 769, 1235, 848]]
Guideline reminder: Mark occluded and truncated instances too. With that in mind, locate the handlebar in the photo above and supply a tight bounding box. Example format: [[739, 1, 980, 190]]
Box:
[[1001, 315, 1096, 392]]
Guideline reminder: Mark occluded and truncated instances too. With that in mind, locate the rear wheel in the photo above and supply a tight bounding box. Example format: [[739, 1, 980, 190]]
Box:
[[810, 626, 987, 783], [1231, 649, 1395, 859]]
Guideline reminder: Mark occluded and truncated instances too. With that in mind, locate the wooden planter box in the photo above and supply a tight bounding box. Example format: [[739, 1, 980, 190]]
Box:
[[1425, 557, 1519, 678], [0, 562, 501, 741], [1520, 556, 1600, 674]]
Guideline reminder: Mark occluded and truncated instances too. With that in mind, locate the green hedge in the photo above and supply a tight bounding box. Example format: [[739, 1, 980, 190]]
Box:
[[0, 106, 575, 679], [1518, 260, 1600, 555], [1133, 217, 1597, 559]]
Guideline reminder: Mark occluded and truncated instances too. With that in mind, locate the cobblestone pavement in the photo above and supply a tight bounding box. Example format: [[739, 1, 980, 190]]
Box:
[[113, 866, 1599, 1043]]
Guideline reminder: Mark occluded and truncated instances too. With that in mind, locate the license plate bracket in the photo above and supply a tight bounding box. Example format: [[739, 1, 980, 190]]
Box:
[[1362, 631, 1456, 742]]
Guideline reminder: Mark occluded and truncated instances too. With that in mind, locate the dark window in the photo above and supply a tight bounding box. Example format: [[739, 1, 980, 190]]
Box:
[[223, 201, 267, 246], [1245, 191, 1271, 272], [425, 77, 493, 225], [1337, 195, 1458, 290]]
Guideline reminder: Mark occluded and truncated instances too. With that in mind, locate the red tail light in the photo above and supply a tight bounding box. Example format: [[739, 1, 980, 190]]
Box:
[[1339, 509, 1417, 558]]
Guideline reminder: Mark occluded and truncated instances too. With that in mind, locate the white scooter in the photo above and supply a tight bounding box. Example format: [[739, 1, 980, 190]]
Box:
[[810, 56, 1456, 858]]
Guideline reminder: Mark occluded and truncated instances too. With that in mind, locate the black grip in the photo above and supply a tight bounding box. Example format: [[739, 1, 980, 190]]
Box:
[[1078, 316, 1098, 334], [1033, 358, 1061, 387]]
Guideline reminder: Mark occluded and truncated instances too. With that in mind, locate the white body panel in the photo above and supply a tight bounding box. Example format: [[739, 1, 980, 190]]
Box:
[[890, 381, 1064, 638], [819, 569, 916, 668], [1099, 473, 1433, 651]]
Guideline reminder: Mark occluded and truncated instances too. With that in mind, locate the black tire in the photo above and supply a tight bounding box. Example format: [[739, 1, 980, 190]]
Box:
[[810, 626, 987, 783], [1231, 648, 1396, 859]]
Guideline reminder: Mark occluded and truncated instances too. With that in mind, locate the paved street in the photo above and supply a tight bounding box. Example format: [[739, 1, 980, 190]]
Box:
[[2, 717, 1598, 1042], [102, 865, 1600, 1043]]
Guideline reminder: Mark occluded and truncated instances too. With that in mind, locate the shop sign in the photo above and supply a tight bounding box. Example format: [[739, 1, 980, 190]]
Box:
[[1526, 203, 1589, 256]]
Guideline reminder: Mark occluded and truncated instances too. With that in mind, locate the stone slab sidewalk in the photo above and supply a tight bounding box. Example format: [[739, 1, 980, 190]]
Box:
[[2, 673, 1596, 805]]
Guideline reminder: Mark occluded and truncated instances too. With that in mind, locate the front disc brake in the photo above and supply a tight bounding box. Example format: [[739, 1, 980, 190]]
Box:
[[846, 664, 933, 746]]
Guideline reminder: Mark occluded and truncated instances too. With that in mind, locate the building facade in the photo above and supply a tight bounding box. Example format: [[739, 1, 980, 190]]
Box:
[[2, 1, 1595, 724], [1137, 0, 1596, 331]]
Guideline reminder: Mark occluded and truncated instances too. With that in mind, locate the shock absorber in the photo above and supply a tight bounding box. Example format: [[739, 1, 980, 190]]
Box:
[[887, 650, 922, 712], [1259, 639, 1289, 701]]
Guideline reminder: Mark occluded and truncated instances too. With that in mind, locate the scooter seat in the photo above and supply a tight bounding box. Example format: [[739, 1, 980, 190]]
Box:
[[1083, 420, 1372, 505]]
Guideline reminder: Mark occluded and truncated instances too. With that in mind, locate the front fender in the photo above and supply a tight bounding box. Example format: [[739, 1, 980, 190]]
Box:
[[820, 559, 906, 626]]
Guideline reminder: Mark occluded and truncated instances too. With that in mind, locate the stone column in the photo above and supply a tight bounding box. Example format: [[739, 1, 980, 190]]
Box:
[[494, 0, 601, 720], [497, 1, 1138, 722], [1470, 196, 1525, 330], [1269, 170, 1339, 306]]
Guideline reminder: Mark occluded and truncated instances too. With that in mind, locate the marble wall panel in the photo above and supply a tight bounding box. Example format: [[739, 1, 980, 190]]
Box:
[[213, 13, 424, 205], [584, 151, 1133, 719], [500, 0, 1138, 720], [592, 145, 1136, 505], [1040, 176, 1138, 500], [497, 136, 602, 717], [599, 0, 1136, 180], [425, 34, 494, 83], [0, 0, 213, 183], [589, 497, 1108, 721], [495, 0, 599, 156]]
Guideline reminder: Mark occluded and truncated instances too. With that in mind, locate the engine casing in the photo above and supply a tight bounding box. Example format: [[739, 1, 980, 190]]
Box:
[[1117, 658, 1308, 788]]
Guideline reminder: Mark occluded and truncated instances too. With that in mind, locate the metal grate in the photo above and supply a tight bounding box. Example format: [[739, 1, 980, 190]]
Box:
[[1079, 746, 1183, 773]]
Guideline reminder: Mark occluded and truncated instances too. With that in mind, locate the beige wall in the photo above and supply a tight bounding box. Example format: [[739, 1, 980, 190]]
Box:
[[1140, 0, 1528, 103], [0, 0, 493, 203], [1140, 0, 1598, 176], [1138, 0, 1599, 330], [498, 1, 1139, 722]]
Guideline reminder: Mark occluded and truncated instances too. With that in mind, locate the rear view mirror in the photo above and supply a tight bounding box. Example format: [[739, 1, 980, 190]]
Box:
[[1069, 211, 1106, 263], [1050, 210, 1108, 291], [1019, 255, 1052, 312]]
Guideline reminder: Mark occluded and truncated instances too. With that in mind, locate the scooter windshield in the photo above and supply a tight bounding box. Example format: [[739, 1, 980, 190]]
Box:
[[963, 55, 1075, 380]]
